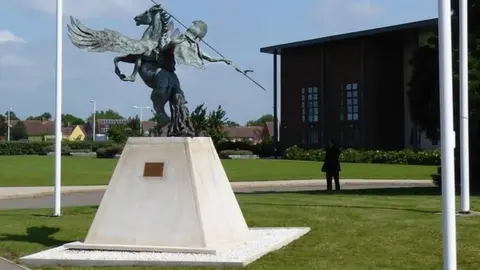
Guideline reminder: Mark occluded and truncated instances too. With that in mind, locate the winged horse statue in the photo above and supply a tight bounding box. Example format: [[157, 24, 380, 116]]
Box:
[[67, 4, 232, 137]]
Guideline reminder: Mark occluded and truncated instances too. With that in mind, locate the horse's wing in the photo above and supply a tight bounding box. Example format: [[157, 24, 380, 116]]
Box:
[[67, 16, 157, 55]]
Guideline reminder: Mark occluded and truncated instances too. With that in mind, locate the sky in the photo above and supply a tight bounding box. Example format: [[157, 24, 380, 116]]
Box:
[[0, 0, 438, 125]]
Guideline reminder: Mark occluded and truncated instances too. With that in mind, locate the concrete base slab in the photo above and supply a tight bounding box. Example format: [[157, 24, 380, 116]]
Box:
[[20, 227, 310, 267], [64, 242, 217, 254]]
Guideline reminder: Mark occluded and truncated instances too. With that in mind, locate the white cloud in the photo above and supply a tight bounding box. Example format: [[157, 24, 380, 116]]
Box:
[[313, 0, 386, 34], [348, 0, 384, 17], [0, 30, 30, 67], [0, 30, 26, 44], [13, 0, 153, 19], [0, 54, 32, 67]]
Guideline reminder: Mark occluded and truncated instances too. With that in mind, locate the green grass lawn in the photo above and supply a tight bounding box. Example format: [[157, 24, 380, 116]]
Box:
[[0, 156, 437, 187], [1, 188, 480, 269]]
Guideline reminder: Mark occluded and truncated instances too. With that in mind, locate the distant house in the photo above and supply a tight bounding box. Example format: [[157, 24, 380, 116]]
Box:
[[261, 122, 274, 141], [96, 119, 129, 134], [9, 120, 54, 141], [84, 119, 157, 139], [141, 121, 156, 136], [83, 118, 129, 138], [223, 126, 263, 144], [62, 125, 86, 141], [8, 120, 86, 141]]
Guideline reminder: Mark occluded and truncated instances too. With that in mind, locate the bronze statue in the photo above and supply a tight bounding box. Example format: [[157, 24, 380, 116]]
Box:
[[67, 3, 265, 137]]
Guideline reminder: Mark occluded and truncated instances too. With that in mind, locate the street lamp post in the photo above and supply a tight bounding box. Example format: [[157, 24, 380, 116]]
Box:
[[7, 108, 12, 142], [90, 100, 96, 141], [132, 105, 150, 136]]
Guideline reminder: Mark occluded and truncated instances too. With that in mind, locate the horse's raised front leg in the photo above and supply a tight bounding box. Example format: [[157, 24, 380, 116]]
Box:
[[113, 55, 137, 81], [114, 56, 127, 80], [122, 58, 142, 82]]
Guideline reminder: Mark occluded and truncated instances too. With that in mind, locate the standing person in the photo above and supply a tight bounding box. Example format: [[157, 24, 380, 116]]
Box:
[[322, 140, 341, 191]]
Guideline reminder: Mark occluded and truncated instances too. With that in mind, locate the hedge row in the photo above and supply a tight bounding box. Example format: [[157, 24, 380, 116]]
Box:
[[0, 140, 442, 166], [283, 145, 441, 166], [0, 141, 118, 155], [218, 150, 254, 159], [216, 140, 276, 157], [0, 140, 276, 157]]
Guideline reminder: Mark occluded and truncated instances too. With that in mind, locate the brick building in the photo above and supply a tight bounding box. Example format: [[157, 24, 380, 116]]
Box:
[[260, 18, 440, 150]]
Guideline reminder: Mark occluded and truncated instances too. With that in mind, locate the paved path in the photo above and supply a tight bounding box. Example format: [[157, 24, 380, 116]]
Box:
[[0, 180, 434, 210], [0, 257, 30, 270], [0, 179, 433, 200]]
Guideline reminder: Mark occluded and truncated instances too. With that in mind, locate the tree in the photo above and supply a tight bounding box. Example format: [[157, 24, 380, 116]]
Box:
[[189, 104, 228, 144], [246, 114, 273, 126], [61, 114, 86, 126], [407, 42, 440, 141], [107, 125, 129, 143], [11, 121, 28, 141], [407, 1, 480, 141], [4, 110, 19, 120], [87, 109, 124, 121], [411, 1, 480, 191], [127, 115, 142, 136], [26, 112, 52, 121], [205, 105, 228, 145], [107, 116, 141, 142], [0, 115, 6, 138], [190, 103, 208, 136], [40, 112, 52, 120], [225, 121, 240, 127]]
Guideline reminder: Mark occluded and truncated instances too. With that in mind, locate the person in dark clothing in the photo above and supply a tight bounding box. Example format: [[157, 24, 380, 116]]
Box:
[[322, 140, 341, 191]]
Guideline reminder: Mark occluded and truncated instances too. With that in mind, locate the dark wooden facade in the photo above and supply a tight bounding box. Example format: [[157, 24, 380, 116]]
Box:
[[262, 19, 437, 150]]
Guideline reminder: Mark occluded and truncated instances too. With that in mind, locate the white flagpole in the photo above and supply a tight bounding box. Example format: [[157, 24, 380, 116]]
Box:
[[53, 0, 63, 217], [438, 0, 457, 269], [459, 0, 470, 214]]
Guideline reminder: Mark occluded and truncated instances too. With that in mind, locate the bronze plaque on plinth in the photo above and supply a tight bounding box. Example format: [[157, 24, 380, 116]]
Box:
[[143, 162, 164, 178]]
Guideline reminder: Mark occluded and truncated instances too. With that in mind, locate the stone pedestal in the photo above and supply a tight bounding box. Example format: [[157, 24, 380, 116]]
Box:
[[65, 137, 250, 253]]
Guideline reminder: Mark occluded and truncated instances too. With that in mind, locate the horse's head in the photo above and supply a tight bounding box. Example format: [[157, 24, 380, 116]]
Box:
[[134, 4, 162, 26]]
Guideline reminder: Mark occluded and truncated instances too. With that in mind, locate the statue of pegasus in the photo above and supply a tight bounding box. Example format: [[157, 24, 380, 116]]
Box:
[[67, 4, 233, 137]]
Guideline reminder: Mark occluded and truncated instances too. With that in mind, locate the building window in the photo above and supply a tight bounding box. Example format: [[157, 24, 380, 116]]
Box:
[[301, 87, 319, 123], [307, 87, 319, 123], [301, 88, 306, 123], [340, 83, 359, 121]]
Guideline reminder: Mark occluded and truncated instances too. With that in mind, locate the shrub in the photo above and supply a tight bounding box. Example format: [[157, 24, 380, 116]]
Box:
[[433, 143, 480, 192], [215, 140, 275, 157], [0, 141, 50, 155], [38, 145, 72, 156], [218, 150, 254, 159], [96, 146, 123, 159], [257, 140, 276, 157], [216, 141, 259, 152], [284, 145, 441, 166], [63, 141, 116, 151], [0, 141, 118, 155]]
